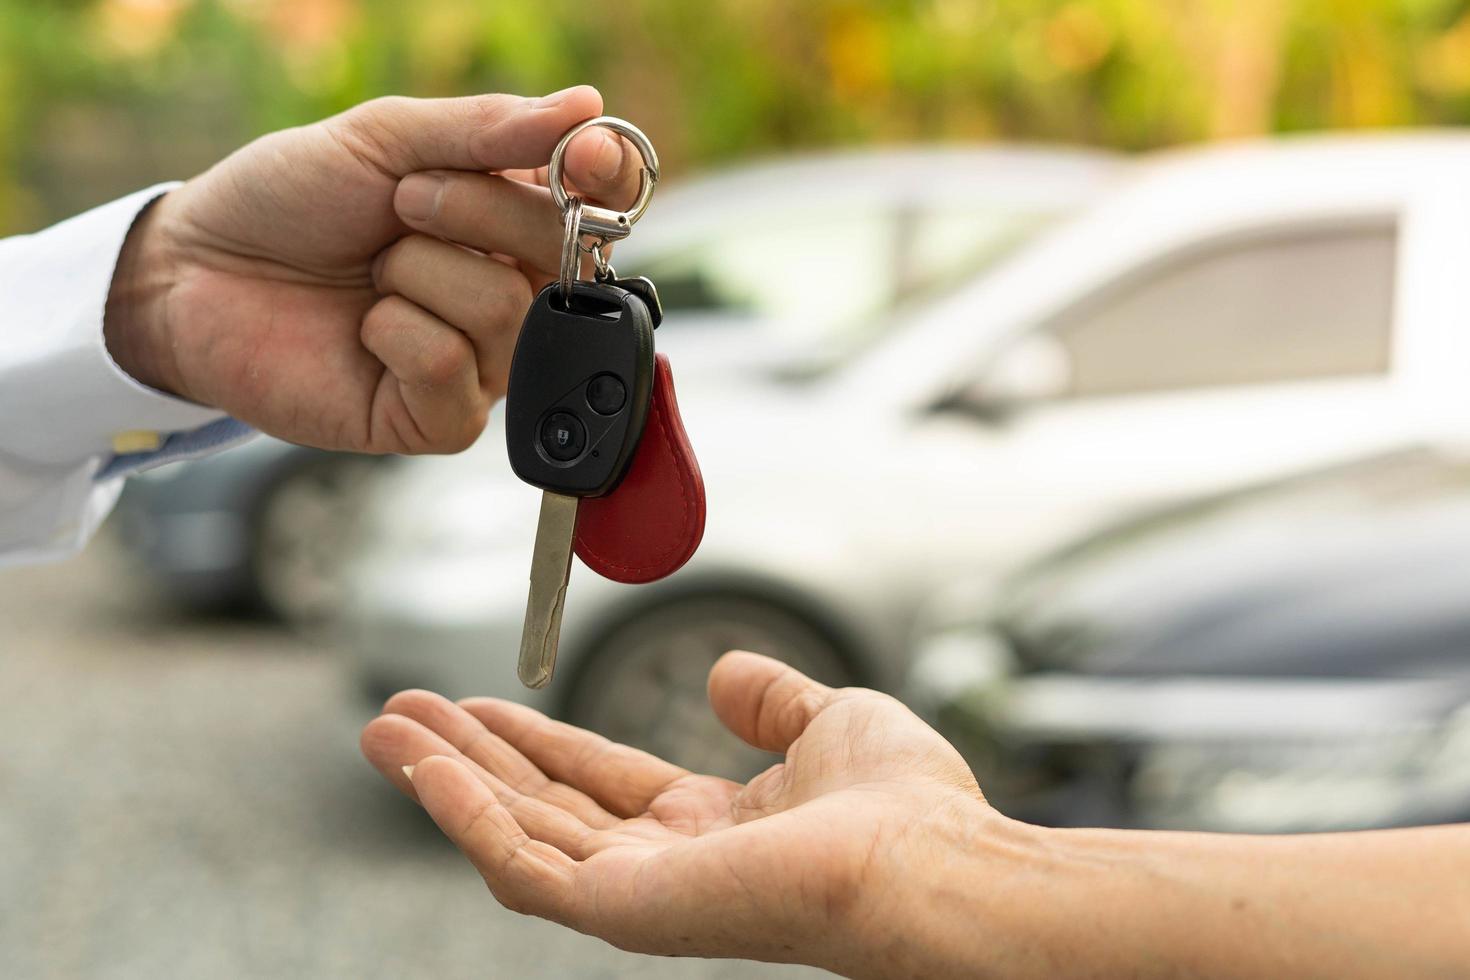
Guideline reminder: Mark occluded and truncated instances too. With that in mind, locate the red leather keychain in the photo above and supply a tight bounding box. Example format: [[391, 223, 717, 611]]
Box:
[[575, 354, 705, 583]]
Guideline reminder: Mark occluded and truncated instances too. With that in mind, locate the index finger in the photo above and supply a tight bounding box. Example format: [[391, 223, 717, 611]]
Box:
[[392, 171, 572, 278]]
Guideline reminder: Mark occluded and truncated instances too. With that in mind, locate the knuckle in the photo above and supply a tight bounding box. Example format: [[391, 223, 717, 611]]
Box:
[[416, 336, 471, 389], [466, 399, 491, 438], [471, 271, 531, 331], [332, 96, 402, 147], [462, 96, 520, 169], [507, 272, 535, 310], [492, 274, 534, 323], [332, 97, 415, 166], [363, 297, 472, 390], [443, 407, 486, 454], [779, 689, 821, 732], [465, 93, 517, 130], [356, 94, 414, 124]]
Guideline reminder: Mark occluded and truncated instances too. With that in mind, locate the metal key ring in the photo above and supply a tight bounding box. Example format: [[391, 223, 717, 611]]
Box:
[[558, 196, 585, 306], [548, 116, 660, 243]]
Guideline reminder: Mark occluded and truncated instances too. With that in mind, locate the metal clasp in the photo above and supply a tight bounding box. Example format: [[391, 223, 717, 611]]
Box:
[[550, 116, 660, 304]]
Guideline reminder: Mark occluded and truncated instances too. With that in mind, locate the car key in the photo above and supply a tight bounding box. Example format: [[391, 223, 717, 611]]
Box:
[[505, 114, 698, 690], [505, 279, 656, 688]]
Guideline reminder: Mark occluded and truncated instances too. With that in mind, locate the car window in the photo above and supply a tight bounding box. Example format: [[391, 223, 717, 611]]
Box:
[[896, 206, 1056, 304], [1041, 221, 1397, 398], [639, 210, 894, 344], [638, 205, 1065, 352]]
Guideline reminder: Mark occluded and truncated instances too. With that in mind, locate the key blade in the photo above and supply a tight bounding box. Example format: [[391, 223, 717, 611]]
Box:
[[518, 491, 580, 689]]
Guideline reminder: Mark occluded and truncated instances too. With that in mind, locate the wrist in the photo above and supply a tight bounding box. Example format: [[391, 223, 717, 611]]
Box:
[[823, 795, 1049, 979], [835, 798, 1153, 980], [852, 811, 1270, 980], [104, 190, 188, 399]]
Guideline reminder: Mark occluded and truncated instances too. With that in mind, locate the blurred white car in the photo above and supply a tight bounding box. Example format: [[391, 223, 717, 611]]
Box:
[[342, 135, 1470, 776]]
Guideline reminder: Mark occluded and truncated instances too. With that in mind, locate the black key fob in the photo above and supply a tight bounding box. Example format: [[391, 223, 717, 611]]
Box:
[[505, 281, 656, 496]]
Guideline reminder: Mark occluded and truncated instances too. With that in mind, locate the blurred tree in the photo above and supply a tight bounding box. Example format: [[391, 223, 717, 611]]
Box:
[[2, 0, 1469, 233]]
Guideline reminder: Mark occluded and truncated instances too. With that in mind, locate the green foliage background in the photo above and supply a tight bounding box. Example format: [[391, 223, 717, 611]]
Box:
[[4, 0, 1470, 234]]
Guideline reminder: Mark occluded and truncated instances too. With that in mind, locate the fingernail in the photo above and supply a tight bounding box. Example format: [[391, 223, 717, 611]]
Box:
[[589, 130, 626, 183], [402, 765, 416, 780], [395, 173, 444, 222], [533, 85, 581, 108]]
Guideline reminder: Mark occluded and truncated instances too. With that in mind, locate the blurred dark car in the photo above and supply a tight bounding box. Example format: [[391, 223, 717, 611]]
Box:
[[114, 440, 387, 621], [905, 448, 1470, 833]]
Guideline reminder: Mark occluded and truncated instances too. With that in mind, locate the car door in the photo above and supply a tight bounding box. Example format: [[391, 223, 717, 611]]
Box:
[[900, 214, 1412, 576]]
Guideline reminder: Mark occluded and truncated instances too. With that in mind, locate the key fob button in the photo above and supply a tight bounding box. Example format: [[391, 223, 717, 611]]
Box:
[[539, 412, 587, 462], [585, 374, 627, 416]]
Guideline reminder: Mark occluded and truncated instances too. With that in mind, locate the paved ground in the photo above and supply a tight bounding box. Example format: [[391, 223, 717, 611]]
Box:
[[0, 534, 825, 980]]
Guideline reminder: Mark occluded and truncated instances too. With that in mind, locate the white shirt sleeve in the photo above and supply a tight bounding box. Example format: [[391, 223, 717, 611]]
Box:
[[0, 184, 254, 567]]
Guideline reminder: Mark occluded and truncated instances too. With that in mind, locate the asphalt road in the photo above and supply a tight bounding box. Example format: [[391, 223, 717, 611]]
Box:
[[0, 533, 826, 980]]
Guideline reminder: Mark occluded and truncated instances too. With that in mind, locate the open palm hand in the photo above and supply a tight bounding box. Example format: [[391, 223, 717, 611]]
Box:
[[360, 652, 997, 974]]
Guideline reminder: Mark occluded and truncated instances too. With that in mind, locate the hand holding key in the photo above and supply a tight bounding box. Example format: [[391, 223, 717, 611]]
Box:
[[104, 86, 641, 455], [360, 651, 1000, 977]]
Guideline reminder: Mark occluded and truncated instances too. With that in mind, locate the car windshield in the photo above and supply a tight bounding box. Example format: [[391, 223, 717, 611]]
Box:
[[637, 201, 1070, 378]]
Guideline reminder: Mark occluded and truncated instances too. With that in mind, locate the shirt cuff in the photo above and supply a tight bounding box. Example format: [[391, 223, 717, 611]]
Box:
[[0, 182, 236, 467]]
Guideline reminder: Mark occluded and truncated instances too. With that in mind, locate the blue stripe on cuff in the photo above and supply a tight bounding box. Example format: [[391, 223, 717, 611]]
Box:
[[97, 417, 258, 481]]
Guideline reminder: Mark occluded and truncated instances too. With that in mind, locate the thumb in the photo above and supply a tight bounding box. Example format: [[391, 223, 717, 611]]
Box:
[[708, 651, 833, 754], [334, 85, 605, 176]]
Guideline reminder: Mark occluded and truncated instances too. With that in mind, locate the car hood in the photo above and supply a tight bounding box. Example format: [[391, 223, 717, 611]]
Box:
[[996, 452, 1470, 679]]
